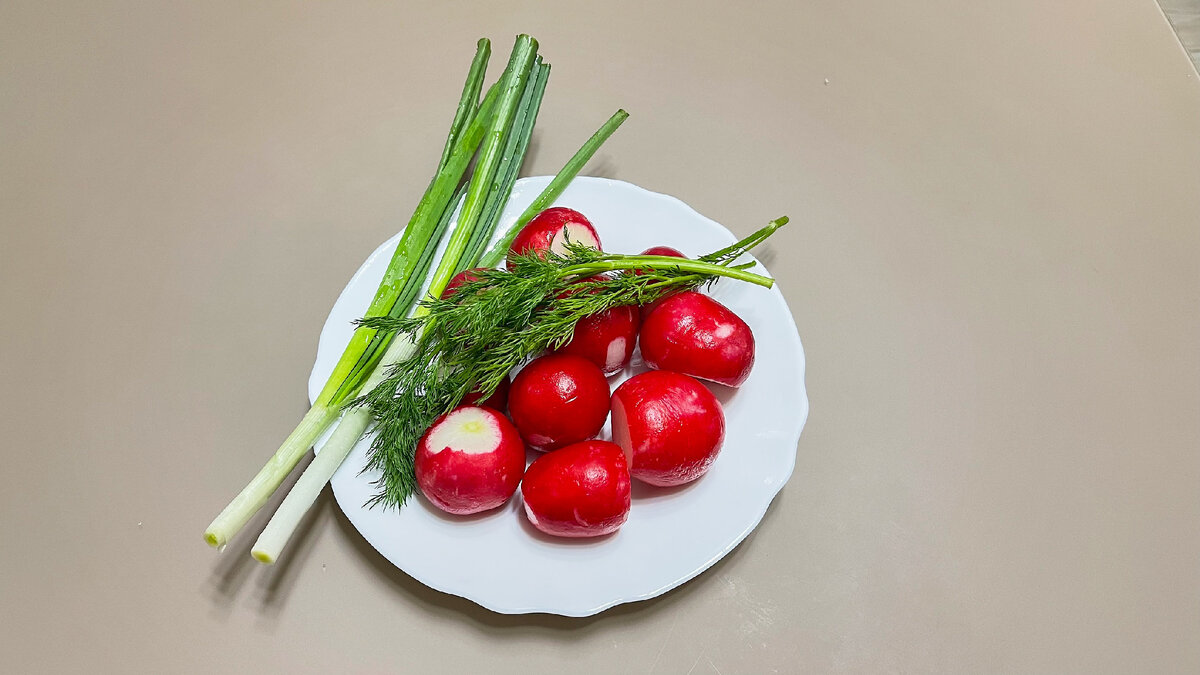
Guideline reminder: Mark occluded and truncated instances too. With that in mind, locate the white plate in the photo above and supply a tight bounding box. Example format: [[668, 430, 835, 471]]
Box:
[[310, 176, 808, 617]]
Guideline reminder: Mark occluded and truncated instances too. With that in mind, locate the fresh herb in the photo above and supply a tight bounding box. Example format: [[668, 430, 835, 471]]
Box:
[[353, 217, 789, 509]]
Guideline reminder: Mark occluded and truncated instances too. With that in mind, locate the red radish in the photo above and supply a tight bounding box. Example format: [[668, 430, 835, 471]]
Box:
[[521, 440, 631, 537], [415, 405, 526, 515], [461, 374, 510, 411], [611, 371, 725, 487], [639, 291, 755, 387], [555, 305, 640, 375], [440, 268, 485, 301], [633, 246, 687, 318], [506, 207, 601, 267], [633, 245, 686, 273], [508, 353, 610, 452], [557, 273, 608, 297]]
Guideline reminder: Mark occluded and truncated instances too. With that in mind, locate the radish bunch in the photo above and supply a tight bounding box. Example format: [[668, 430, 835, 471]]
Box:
[[412, 207, 757, 538]]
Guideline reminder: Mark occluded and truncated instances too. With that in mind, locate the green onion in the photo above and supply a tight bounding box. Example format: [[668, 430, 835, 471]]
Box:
[[250, 35, 541, 562], [424, 35, 539, 300], [458, 57, 551, 271], [204, 40, 495, 549], [250, 336, 414, 563], [439, 38, 491, 171], [219, 34, 637, 560], [478, 108, 629, 268], [318, 45, 496, 410]]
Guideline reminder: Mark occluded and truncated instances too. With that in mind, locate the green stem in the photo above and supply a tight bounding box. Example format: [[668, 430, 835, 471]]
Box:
[[438, 39, 490, 171], [642, 273, 707, 288], [251, 335, 418, 563], [328, 182, 466, 404], [203, 404, 339, 548], [205, 43, 497, 550], [564, 256, 776, 288], [559, 217, 791, 288], [459, 57, 550, 271], [425, 34, 538, 299], [312, 58, 501, 412], [700, 216, 789, 264], [478, 109, 629, 268], [246, 36, 540, 561]]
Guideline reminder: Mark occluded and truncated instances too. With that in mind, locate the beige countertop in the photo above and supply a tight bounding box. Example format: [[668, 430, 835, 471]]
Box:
[[1161, 0, 1200, 70], [3, 2, 1199, 672]]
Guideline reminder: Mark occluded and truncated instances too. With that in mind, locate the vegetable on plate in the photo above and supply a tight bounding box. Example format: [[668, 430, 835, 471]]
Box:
[[201, 31, 791, 566], [521, 440, 632, 538], [611, 370, 726, 487], [554, 303, 640, 375], [204, 37, 501, 551], [634, 245, 687, 318], [507, 353, 611, 451], [461, 374, 510, 411], [638, 290, 756, 387], [505, 206, 601, 267], [415, 405, 526, 515], [207, 33, 631, 563], [441, 268, 487, 300], [357, 217, 787, 510], [246, 34, 545, 561]]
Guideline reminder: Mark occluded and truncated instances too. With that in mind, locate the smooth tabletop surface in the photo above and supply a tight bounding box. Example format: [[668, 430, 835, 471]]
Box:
[[3, 2, 1199, 672]]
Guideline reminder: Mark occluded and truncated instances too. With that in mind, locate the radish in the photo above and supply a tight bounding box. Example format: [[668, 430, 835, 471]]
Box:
[[553, 274, 640, 374], [440, 268, 485, 300], [444, 269, 513, 410], [555, 305, 640, 375], [508, 353, 610, 451], [633, 246, 687, 318], [639, 290, 756, 387], [506, 207, 601, 267], [557, 272, 608, 297], [610, 371, 725, 487], [443, 268, 510, 410], [521, 440, 631, 538], [633, 243, 681, 260], [461, 374, 510, 411], [415, 405, 526, 515]]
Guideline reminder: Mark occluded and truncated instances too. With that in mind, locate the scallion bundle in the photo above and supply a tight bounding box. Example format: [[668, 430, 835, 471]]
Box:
[[206, 33, 633, 562]]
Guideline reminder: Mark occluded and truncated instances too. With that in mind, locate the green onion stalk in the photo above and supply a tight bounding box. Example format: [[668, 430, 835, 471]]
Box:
[[457, 57, 551, 271], [478, 108, 629, 268], [204, 39, 495, 549], [252, 53, 636, 563], [250, 35, 540, 562]]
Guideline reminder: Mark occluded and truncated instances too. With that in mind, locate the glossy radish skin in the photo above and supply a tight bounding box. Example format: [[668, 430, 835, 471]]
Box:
[[521, 440, 631, 537], [553, 273, 610, 304], [639, 291, 755, 387], [556, 305, 640, 375], [611, 371, 725, 487], [506, 207, 601, 267], [415, 406, 526, 515], [440, 268, 485, 301], [634, 246, 686, 271], [633, 246, 687, 318], [508, 354, 611, 451], [460, 374, 510, 411]]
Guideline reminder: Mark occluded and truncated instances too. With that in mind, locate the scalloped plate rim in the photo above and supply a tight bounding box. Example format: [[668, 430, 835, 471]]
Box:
[[310, 176, 808, 617]]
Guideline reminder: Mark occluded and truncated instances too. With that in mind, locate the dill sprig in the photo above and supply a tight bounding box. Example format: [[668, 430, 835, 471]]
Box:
[[351, 216, 789, 509]]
